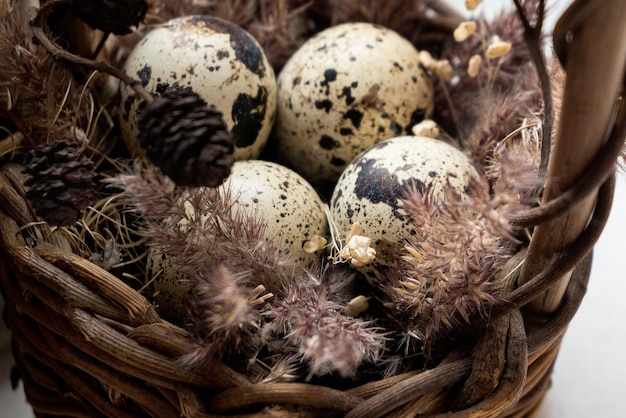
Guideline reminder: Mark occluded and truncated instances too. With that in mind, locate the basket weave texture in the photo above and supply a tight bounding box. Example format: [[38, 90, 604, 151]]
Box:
[[1, 0, 626, 417]]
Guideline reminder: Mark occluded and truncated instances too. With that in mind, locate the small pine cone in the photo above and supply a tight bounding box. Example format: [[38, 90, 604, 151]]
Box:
[[70, 0, 148, 35], [137, 84, 235, 188], [23, 140, 99, 226]]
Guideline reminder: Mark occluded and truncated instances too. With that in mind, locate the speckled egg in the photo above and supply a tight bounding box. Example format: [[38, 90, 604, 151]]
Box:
[[274, 22, 434, 183], [329, 136, 481, 281], [146, 161, 328, 320], [119, 15, 277, 160], [223, 160, 329, 270], [145, 250, 192, 321]]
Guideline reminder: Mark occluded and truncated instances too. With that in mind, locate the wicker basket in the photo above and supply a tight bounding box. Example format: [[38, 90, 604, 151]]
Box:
[[2, 0, 626, 417]]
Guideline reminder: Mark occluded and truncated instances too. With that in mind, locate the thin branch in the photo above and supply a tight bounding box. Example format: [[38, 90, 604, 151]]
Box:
[[520, 0, 626, 314], [30, 0, 153, 104], [513, 0, 553, 180], [537, 0, 545, 33]]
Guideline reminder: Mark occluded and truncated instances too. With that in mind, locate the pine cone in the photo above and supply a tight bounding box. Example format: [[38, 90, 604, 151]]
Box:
[[137, 84, 235, 188], [70, 0, 148, 35], [23, 140, 99, 226]]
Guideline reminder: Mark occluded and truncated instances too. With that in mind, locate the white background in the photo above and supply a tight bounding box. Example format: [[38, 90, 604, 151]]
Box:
[[2, 1, 625, 416]]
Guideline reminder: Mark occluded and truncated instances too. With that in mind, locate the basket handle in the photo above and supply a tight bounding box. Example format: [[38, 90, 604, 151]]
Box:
[[520, 0, 626, 313]]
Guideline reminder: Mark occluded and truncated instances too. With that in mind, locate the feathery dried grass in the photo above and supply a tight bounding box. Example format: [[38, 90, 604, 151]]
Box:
[[107, 164, 283, 361], [110, 165, 386, 378], [142, 0, 460, 74], [309, 0, 461, 49], [383, 178, 521, 346], [433, 1, 542, 163], [180, 264, 271, 362], [0, 3, 94, 147], [483, 61, 565, 201], [266, 266, 387, 379], [109, 164, 291, 293]]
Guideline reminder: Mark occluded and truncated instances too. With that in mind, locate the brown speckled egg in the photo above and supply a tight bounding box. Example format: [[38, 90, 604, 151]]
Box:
[[274, 22, 434, 183], [223, 160, 329, 270], [119, 15, 277, 161], [329, 136, 481, 281], [146, 161, 328, 320], [145, 250, 192, 321]]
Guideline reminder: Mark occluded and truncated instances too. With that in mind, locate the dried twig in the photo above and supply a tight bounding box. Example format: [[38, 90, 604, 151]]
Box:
[[30, 0, 153, 103], [512, 0, 553, 179], [520, 0, 626, 313]]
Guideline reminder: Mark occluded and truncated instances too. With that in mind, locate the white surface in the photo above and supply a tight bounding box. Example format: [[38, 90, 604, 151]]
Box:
[[2, 1, 624, 417], [1, 318, 29, 417]]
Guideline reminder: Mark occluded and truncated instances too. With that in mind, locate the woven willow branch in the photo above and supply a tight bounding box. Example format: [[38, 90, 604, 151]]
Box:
[[520, 0, 626, 313]]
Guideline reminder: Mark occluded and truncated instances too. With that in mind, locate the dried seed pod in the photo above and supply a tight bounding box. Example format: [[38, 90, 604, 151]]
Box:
[[486, 40, 513, 59], [465, 0, 483, 11], [454, 21, 477, 42], [468, 54, 482, 78], [137, 84, 235, 188], [70, 0, 148, 35], [22, 139, 99, 226]]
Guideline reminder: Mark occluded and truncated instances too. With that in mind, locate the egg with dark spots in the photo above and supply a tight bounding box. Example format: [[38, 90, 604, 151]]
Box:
[[119, 15, 276, 161], [274, 22, 434, 183], [330, 136, 481, 280], [222, 160, 329, 271], [145, 250, 193, 321], [146, 160, 328, 320]]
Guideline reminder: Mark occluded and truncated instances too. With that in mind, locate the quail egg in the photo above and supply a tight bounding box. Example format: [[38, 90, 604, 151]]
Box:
[[147, 160, 328, 320], [329, 136, 481, 281], [274, 22, 434, 183], [119, 15, 277, 161], [145, 250, 192, 321], [223, 160, 329, 270]]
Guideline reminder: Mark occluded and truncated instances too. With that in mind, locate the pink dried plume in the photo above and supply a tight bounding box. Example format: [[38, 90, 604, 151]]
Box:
[[111, 165, 386, 379], [266, 266, 387, 379], [383, 178, 522, 347]]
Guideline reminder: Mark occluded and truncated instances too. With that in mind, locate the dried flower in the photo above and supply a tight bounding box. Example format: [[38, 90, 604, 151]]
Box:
[[465, 0, 483, 11], [412, 119, 440, 138], [468, 54, 482, 78], [432, 2, 539, 143], [454, 21, 477, 42], [419, 50, 438, 72], [338, 234, 376, 267], [384, 179, 519, 342], [330, 221, 375, 267], [266, 267, 386, 379], [303, 235, 328, 253], [345, 295, 370, 317], [486, 40, 513, 59], [419, 51, 454, 82], [435, 59, 453, 81]]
